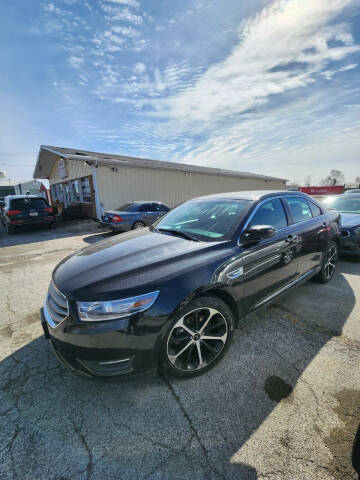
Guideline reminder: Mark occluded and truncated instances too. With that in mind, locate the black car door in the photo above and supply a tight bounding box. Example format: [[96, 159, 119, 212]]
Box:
[[240, 197, 299, 312], [283, 196, 326, 276]]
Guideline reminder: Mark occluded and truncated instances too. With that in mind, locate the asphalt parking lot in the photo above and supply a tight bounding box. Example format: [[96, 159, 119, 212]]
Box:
[[1, 222, 360, 480]]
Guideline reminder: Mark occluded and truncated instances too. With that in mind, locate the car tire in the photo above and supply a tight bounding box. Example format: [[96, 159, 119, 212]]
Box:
[[158, 296, 234, 379], [315, 241, 338, 283], [5, 224, 15, 235], [132, 220, 145, 230]]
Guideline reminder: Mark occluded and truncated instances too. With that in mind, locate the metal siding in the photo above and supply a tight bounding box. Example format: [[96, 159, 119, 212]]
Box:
[[97, 165, 285, 210], [49, 158, 91, 185]]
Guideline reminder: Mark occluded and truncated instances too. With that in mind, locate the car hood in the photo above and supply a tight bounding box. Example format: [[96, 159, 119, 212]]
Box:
[[53, 228, 228, 301], [340, 213, 360, 228]]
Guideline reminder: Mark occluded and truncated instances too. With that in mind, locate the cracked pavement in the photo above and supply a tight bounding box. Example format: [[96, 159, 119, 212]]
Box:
[[1, 223, 360, 479]]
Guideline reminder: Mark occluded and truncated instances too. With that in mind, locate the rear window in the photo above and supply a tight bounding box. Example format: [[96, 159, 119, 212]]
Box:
[[114, 203, 138, 212], [10, 198, 48, 210]]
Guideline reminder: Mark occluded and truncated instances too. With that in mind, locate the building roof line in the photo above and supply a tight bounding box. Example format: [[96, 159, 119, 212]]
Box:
[[34, 145, 288, 182]]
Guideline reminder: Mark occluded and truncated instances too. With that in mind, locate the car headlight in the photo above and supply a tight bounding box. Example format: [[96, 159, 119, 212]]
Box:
[[77, 291, 159, 322]]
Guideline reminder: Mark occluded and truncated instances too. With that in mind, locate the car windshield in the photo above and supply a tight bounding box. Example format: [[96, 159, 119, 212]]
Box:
[[10, 198, 48, 210], [154, 199, 251, 241], [323, 197, 360, 213], [114, 203, 138, 212]]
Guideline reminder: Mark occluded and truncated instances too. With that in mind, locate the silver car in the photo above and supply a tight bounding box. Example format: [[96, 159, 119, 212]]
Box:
[[101, 201, 170, 233]]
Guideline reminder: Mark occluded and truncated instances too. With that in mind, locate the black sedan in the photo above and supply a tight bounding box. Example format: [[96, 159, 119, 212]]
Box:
[[323, 194, 360, 255], [41, 190, 340, 380], [100, 201, 170, 233]]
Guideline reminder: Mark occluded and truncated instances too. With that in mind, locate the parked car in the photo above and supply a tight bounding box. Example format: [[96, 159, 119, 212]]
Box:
[[322, 194, 360, 255], [344, 189, 360, 195], [1, 195, 55, 234], [100, 201, 170, 233], [41, 190, 340, 380]]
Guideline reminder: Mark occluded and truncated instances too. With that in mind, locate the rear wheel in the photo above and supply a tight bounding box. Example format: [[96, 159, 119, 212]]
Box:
[[132, 220, 145, 230], [159, 296, 234, 378], [315, 241, 338, 283]]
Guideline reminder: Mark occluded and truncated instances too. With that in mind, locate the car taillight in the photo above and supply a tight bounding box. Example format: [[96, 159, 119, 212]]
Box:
[[7, 210, 21, 216], [112, 215, 122, 222], [44, 207, 53, 213]]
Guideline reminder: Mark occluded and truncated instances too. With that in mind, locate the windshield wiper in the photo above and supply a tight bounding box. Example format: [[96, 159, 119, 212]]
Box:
[[155, 227, 200, 242]]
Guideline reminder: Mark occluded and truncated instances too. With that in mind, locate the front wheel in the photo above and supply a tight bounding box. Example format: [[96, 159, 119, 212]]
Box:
[[315, 241, 338, 283], [159, 296, 234, 379]]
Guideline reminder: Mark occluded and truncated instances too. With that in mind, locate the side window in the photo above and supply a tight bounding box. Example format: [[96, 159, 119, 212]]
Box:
[[308, 201, 322, 217], [151, 203, 160, 211], [286, 197, 313, 223], [158, 204, 169, 212], [249, 198, 288, 230], [139, 203, 152, 212]]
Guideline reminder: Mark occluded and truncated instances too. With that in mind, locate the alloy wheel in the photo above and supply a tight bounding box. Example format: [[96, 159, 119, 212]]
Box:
[[167, 307, 228, 372], [133, 221, 144, 229], [324, 244, 337, 280]]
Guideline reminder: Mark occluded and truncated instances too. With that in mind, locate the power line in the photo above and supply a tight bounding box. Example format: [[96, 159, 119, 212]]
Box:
[[0, 153, 37, 156]]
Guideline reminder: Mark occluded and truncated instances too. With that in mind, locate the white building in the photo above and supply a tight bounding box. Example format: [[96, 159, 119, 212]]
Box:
[[34, 145, 287, 219]]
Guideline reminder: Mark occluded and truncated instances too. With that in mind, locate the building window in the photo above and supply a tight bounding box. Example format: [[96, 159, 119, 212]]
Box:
[[51, 177, 92, 205], [81, 177, 92, 203]]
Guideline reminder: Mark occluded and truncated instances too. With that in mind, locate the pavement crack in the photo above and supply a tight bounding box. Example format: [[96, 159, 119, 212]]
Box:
[[160, 372, 225, 479], [71, 415, 93, 480]]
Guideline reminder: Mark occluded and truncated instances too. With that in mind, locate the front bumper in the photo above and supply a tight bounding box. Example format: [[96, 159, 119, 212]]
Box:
[[99, 221, 131, 232], [41, 306, 161, 379], [340, 233, 360, 255]]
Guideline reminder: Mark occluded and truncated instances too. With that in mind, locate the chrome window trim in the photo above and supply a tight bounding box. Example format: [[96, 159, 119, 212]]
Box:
[[238, 194, 324, 246], [238, 195, 290, 245]]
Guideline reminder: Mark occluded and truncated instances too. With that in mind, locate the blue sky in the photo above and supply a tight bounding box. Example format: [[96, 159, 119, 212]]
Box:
[[1, 0, 360, 184]]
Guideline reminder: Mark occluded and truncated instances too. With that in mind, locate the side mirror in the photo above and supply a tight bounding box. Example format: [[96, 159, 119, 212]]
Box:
[[242, 225, 276, 243]]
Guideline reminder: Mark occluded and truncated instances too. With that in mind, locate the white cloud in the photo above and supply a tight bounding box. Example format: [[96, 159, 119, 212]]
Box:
[[111, 26, 140, 37], [103, 0, 140, 8], [107, 7, 143, 24], [133, 62, 146, 74], [44, 3, 55, 13], [160, 0, 360, 128], [68, 56, 85, 69], [339, 63, 358, 71]]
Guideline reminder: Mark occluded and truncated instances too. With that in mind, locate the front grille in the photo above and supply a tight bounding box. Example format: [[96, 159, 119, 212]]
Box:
[[45, 280, 69, 327]]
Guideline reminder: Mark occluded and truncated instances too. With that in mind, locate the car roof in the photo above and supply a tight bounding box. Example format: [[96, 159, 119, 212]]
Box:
[[323, 194, 360, 199], [129, 201, 166, 204], [192, 190, 310, 202], [6, 195, 41, 200]]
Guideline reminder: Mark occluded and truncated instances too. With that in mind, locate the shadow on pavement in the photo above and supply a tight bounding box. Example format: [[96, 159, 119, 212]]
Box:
[[0, 269, 356, 479], [82, 231, 116, 244], [0, 221, 106, 248]]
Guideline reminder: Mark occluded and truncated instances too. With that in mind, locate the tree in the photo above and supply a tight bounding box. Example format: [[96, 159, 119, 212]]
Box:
[[304, 175, 311, 187], [355, 176, 360, 185], [320, 169, 344, 186]]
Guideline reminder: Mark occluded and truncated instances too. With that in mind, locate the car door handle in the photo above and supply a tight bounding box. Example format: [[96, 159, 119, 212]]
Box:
[[285, 235, 298, 244]]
